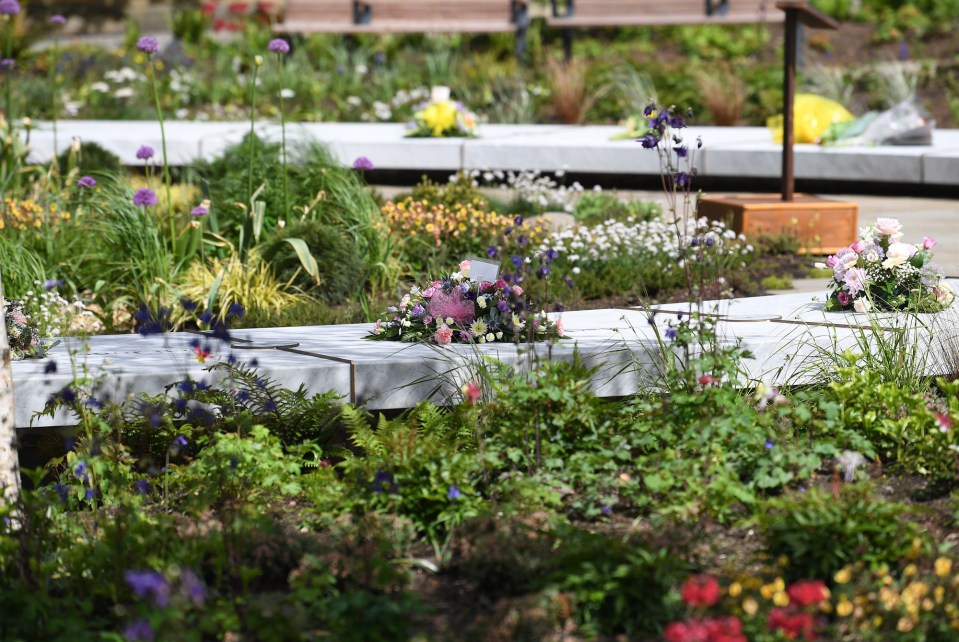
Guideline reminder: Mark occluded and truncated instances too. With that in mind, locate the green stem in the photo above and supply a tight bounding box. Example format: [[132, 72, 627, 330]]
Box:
[[147, 59, 175, 256], [50, 35, 59, 170], [247, 63, 259, 205], [279, 79, 288, 219]]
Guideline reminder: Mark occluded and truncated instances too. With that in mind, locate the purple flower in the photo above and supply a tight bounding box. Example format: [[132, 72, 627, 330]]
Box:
[[447, 484, 461, 500], [486, 246, 498, 258], [123, 619, 155, 642], [352, 156, 374, 171], [602, 504, 612, 516], [674, 145, 688, 158], [0, 59, 14, 72], [268, 38, 290, 54], [665, 327, 678, 340], [135, 145, 155, 160], [181, 569, 206, 606], [190, 205, 208, 217], [643, 103, 656, 117], [134, 478, 152, 495], [764, 439, 775, 449], [124, 570, 170, 606], [0, 0, 20, 15], [50, 14, 66, 25], [497, 301, 510, 313], [133, 188, 157, 207], [77, 175, 96, 189], [411, 303, 425, 317], [136, 36, 159, 55], [898, 41, 909, 61], [640, 133, 659, 149], [675, 172, 691, 188], [43, 278, 63, 290]]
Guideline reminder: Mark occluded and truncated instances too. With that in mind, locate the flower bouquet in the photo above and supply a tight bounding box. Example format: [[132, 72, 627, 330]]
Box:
[[821, 218, 954, 313], [4, 299, 56, 360], [367, 261, 564, 344], [405, 86, 478, 139]]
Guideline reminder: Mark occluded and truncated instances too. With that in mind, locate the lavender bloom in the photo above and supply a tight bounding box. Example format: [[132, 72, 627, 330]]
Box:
[[190, 205, 208, 217], [411, 303, 425, 317], [77, 175, 96, 189], [268, 38, 290, 54], [135, 145, 155, 160], [0, 0, 20, 15], [0, 59, 13, 72], [447, 484, 461, 500], [136, 36, 159, 55], [123, 619, 155, 642], [133, 188, 157, 207], [352, 156, 374, 171], [50, 14, 66, 25], [43, 279, 63, 290]]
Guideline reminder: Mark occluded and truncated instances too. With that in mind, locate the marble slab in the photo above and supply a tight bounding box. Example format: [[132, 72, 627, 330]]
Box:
[[13, 283, 959, 428], [20, 121, 959, 186]]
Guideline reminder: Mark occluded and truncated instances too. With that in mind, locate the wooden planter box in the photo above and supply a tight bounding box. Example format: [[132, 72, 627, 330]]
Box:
[[698, 194, 858, 255]]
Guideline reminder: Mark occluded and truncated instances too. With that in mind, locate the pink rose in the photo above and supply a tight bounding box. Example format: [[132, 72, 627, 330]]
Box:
[[463, 380, 481, 405], [851, 240, 866, 253], [825, 255, 837, 268], [459, 260, 471, 276], [837, 291, 851, 306], [512, 285, 524, 296], [422, 287, 435, 298], [923, 236, 937, 250], [495, 278, 507, 289], [874, 218, 903, 238], [555, 318, 564, 336], [11, 311, 27, 324], [479, 281, 492, 291], [434, 325, 453, 345]]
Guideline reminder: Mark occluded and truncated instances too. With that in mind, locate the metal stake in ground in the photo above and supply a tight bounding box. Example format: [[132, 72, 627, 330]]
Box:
[[776, 1, 839, 201]]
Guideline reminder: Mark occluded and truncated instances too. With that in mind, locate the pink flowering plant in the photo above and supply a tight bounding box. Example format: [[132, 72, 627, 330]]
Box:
[[822, 217, 955, 313], [367, 260, 564, 344], [4, 299, 55, 360]]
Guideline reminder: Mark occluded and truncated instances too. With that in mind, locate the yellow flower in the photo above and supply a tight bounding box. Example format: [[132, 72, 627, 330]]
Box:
[[837, 598, 854, 617], [420, 100, 458, 137], [728, 582, 742, 598], [935, 557, 953, 578], [834, 567, 852, 584], [897, 617, 915, 632], [773, 591, 790, 607], [742, 598, 758, 615], [904, 564, 918, 577]]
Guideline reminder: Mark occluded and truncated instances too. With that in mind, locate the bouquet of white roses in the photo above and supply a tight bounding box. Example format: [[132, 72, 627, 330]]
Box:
[[821, 217, 954, 313]]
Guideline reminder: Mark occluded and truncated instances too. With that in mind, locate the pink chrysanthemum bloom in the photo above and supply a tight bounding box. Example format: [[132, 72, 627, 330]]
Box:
[[428, 289, 475, 326]]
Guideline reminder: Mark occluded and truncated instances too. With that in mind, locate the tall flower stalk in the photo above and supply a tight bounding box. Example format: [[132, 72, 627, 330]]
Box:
[[137, 36, 176, 254], [0, 0, 17, 123], [269, 38, 291, 218], [48, 14, 66, 169], [246, 54, 262, 204]]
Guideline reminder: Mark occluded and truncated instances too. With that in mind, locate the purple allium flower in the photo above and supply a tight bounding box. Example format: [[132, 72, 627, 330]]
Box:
[[447, 484, 461, 500], [190, 205, 208, 217], [135, 144, 155, 160], [135, 36, 159, 55], [352, 156, 373, 171], [50, 14, 66, 25], [0, 59, 14, 72], [133, 188, 157, 207], [77, 175, 96, 189], [0, 0, 20, 16], [181, 569, 206, 606], [268, 38, 290, 54], [123, 619, 155, 642], [124, 570, 169, 606]]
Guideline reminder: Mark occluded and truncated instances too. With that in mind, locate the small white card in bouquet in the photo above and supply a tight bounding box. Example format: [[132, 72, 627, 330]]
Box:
[[466, 257, 499, 284]]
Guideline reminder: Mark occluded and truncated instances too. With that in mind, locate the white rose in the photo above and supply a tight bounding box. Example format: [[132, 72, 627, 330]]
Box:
[[477, 296, 487, 309], [881, 242, 917, 269], [853, 298, 872, 313]]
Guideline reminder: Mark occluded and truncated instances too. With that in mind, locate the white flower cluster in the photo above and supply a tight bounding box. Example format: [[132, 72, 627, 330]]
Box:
[[540, 216, 753, 268], [19, 282, 102, 336], [449, 169, 587, 213]]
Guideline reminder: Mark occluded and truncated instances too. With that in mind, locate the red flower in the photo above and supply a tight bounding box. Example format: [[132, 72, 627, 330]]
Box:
[[787, 580, 828, 607], [193, 344, 212, 363], [228, 2, 248, 14], [698, 375, 720, 386], [681, 575, 721, 608], [664, 617, 745, 642], [768, 608, 815, 641], [464, 380, 481, 406]]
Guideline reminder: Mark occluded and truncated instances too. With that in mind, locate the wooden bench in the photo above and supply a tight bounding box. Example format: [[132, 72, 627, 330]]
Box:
[[548, 0, 784, 58], [275, 0, 531, 56]]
